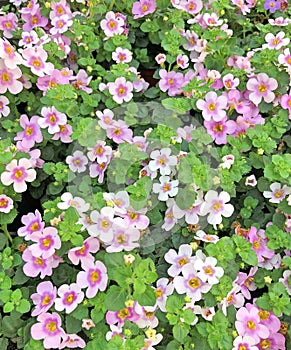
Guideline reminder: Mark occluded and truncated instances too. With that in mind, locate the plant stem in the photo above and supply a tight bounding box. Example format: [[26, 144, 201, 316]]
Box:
[[1, 225, 13, 245]]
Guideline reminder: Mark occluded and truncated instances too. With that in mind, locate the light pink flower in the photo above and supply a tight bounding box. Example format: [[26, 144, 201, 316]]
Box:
[[59, 334, 86, 349], [246, 73, 278, 105], [112, 47, 132, 63], [281, 92, 291, 118], [194, 230, 219, 243], [82, 318, 95, 330], [132, 0, 156, 19], [87, 141, 112, 164], [17, 209, 44, 240], [164, 244, 195, 277], [68, 237, 100, 269], [57, 192, 90, 214], [50, 14, 73, 35], [173, 263, 211, 301], [0, 194, 13, 213], [29, 227, 62, 259], [88, 207, 115, 243], [14, 114, 43, 149], [1, 158, 36, 193], [148, 148, 177, 176], [223, 73, 239, 90], [54, 283, 84, 314], [278, 48, 291, 70], [263, 182, 291, 203], [31, 281, 57, 317], [196, 91, 228, 121], [0, 95, 10, 117], [0, 13, 18, 38], [194, 256, 224, 284], [159, 69, 184, 96], [22, 47, 54, 77], [0, 38, 23, 69], [235, 306, 269, 344], [232, 335, 259, 350], [30, 312, 65, 349], [0, 59, 23, 94], [39, 106, 67, 134], [100, 11, 125, 38], [108, 77, 133, 104], [71, 69, 92, 94], [263, 31, 290, 50], [66, 150, 88, 173], [154, 278, 174, 312], [76, 260, 108, 298]]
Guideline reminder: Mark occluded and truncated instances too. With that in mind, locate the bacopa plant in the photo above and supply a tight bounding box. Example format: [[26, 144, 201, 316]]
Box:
[[0, 0, 291, 349]]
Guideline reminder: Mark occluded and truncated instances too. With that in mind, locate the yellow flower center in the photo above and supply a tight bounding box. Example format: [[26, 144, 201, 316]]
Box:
[[1, 72, 10, 82], [66, 293, 75, 304], [0, 199, 8, 207], [155, 288, 163, 298], [14, 169, 23, 179], [25, 126, 33, 136], [116, 234, 127, 244], [253, 240, 261, 250], [260, 339, 271, 349], [188, 277, 200, 289], [42, 238, 51, 248], [162, 183, 171, 192], [168, 78, 174, 85], [203, 266, 214, 275], [178, 257, 188, 266], [239, 346, 247, 350], [109, 20, 117, 29], [226, 295, 234, 303], [274, 190, 283, 198], [91, 270, 100, 283], [258, 84, 267, 93], [129, 212, 138, 221], [208, 102, 216, 111], [101, 219, 110, 229], [77, 245, 86, 255], [49, 81, 57, 88], [117, 308, 130, 319], [49, 114, 57, 124], [46, 321, 57, 332], [145, 311, 154, 318], [118, 87, 125, 95], [95, 147, 104, 155], [42, 295, 51, 305], [258, 310, 270, 320], [31, 16, 39, 25], [158, 157, 166, 165], [142, 5, 149, 12], [247, 320, 256, 330], [213, 124, 223, 133], [212, 202, 222, 211], [34, 257, 44, 266], [5, 45, 13, 55]]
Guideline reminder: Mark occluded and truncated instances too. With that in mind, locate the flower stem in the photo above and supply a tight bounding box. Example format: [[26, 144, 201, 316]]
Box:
[[1, 225, 13, 245]]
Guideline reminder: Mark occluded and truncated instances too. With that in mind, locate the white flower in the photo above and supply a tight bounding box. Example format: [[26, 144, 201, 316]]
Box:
[[152, 176, 179, 201], [148, 148, 177, 176], [57, 192, 90, 214], [194, 256, 224, 285], [263, 182, 291, 203], [245, 175, 257, 187], [200, 190, 234, 229]]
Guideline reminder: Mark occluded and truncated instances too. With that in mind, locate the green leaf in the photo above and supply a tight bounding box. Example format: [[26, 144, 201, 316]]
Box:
[[15, 299, 31, 313], [175, 187, 196, 210], [166, 295, 185, 313], [65, 315, 81, 334], [105, 285, 128, 311], [3, 302, 14, 313], [162, 98, 192, 114], [135, 286, 156, 306], [173, 323, 189, 342]]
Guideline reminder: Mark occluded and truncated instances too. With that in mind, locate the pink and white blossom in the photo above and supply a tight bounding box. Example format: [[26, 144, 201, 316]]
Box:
[[0, 194, 13, 213], [54, 283, 84, 314], [246, 73, 278, 105]]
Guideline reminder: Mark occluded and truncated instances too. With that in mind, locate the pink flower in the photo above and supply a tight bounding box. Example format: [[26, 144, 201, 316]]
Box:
[[72, 69, 92, 94], [223, 73, 239, 90], [204, 117, 236, 144], [29, 227, 62, 259], [88, 207, 115, 243], [21, 8, 48, 32], [57, 192, 89, 214], [14, 114, 43, 149], [0, 95, 10, 117], [22, 248, 60, 279], [22, 47, 54, 77], [38, 106, 67, 134], [0, 13, 18, 38], [50, 14, 73, 35], [68, 237, 100, 269], [164, 244, 195, 277], [0, 59, 23, 94], [194, 230, 219, 243], [31, 281, 57, 317], [235, 306, 269, 343], [1, 158, 36, 193], [76, 260, 108, 298], [108, 77, 133, 104], [234, 267, 258, 300], [106, 218, 140, 252], [0, 194, 13, 213], [0, 38, 23, 69], [59, 334, 86, 349], [100, 11, 125, 38], [122, 207, 150, 230], [278, 48, 291, 69], [87, 141, 112, 164], [17, 209, 44, 240], [246, 73, 278, 105], [249, 227, 274, 263], [159, 69, 184, 96], [82, 319, 95, 330], [51, 123, 73, 143], [132, 0, 157, 19], [263, 31, 290, 50], [112, 47, 132, 63], [182, 0, 203, 15], [30, 312, 65, 349], [200, 190, 234, 229], [54, 283, 84, 314], [106, 120, 133, 143], [281, 92, 291, 119], [106, 305, 139, 328], [203, 13, 223, 27], [196, 91, 228, 121]]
